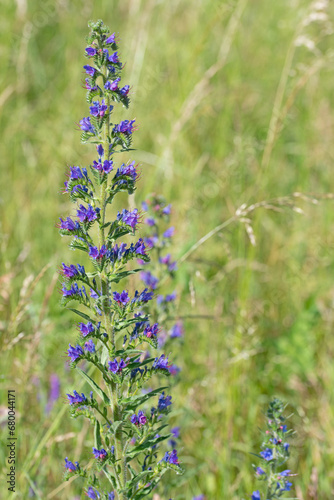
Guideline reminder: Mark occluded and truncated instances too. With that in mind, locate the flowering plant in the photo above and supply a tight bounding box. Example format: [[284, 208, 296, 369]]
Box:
[[59, 20, 182, 499], [251, 399, 294, 500]]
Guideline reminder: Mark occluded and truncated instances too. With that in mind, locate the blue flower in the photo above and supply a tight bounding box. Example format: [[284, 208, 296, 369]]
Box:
[[67, 344, 84, 362], [86, 486, 100, 499], [64, 457, 79, 471], [251, 492, 261, 500], [113, 119, 135, 134], [67, 390, 87, 405], [260, 448, 273, 461], [92, 447, 107, 460], [158, 392, 172, 411], [83, 65, 96, 76], [84, 339, 95, 353], [80, 117, 95, 133], [85, 47, 96, 57]]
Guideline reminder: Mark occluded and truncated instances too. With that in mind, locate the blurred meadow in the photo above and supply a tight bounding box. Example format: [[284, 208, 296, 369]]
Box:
[[1, 0, 334, 498]]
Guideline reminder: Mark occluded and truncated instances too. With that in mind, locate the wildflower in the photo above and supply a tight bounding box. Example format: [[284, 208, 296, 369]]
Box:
[[85, 47, 96, 57], [84, 339, 95, 353], [92, 447, 108, 460], [104, 78, 120, 91], [83, 65, 96, 76], [170, 322, 184, 338], [67, 344, 84, 362], [117, 208, 139, 230], [159, 253, 177, 272], [158, 392, 172, 411], [113, 119, 135, 134], [163, 449, 179, 465], [59, 217, 80, 231], [140, 271, 159, 290], [113, 290, 130, 305], [67, 390, 87, 405], [80, 117, 95, 133], [143, 322, 159, 338], [62, 283, 84, 298], [105, 33, 116, 44], [89, 100, 109, 118], [120, 85, 130, 96], [260, 448, 273, 461], [132, 288, 154, 304], [85, 78, 98, 91], [251, 492, 261, 500], [77, 204, 99, 223], [79, 321, 95, 337], [45, 374, 60, 414], [256, 467, 265, 476], [153, 354, 170, 371], [86, 487, 100, 499], [163, 226, 174, 238], [64, 457, 79, 471]]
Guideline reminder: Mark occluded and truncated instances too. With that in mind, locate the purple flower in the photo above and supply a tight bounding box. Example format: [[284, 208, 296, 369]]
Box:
[[282, 481, 292, 491], [260, 448, 273, 461], [67, 390, 87, 405], [117, 208, 139, 229], [251, 492, 261, 500], [256, 467, 265, 476], [113, 119, 135, 135], [59, 217, 80, 232], [193, 496, 205, 500], [67, 344, 84, 362], [108, 359, 119, 373], [120, 85, 130, 96], [85, 47, 96, 57], [138, 410, 147, 425], [85, 78, 98, 91], [170, 322, 183, 338], [113, 290, 130, 305], [159, 253, 177, 272], [62, 283, 84, 298], [97, 144, 104, 157], [88, 246, 99, 259], [153, 354, 170, 371], [108, 493, 115, 500], [92, 159, 114, 174], [86, 487, 100, 499], [80, 117, 95, 133], [89, 100, 109, 117], [64, 457, 79, 471], [140, 271, 159, 290], [158, 392, 172, 411], [279, 470, 291, 477], [108, 51, 119, 63], [84, 339, 95, 353], [77, 204, 99, 223], [62, 263, 79, 278], [104, 78, 120, 91], [83, 65, 96, 76], [163, 226, 174, 238], [131, 414, 138, 424], [105, 33, 116, 44], [162, 204, 171, 215], [145, 217, 155, 227], [143, 322, 159, 338], [69, 166, 84, 179], [92, 447, 107, 460], [284, 443, 290, 452], [108, 358, 127, 373], [113, 161, 138, 186], [132, 288, 154, 304], [163, 449, 179, 465], [45, 374, 60, 414], [79, 322, 95, 337]]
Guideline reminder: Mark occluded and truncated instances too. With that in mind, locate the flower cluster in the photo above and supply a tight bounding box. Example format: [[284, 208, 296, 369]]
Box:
[[251, 399, 294, 500], [59, 20, 182, 499]]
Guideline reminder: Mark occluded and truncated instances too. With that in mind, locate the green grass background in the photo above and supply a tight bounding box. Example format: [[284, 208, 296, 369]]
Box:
[[1, 0, 334, 498]]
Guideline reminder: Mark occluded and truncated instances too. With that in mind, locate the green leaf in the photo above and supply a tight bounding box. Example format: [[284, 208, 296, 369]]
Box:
[[67, 308, 93, 322], [109, 269, 142, 283], [101, 346, 109, 365], [94, 419, 102, 449], [127, 434, 169, 460], [76, 367, 110, 404], [102, 467, 117, 488], [121, 387, 168, 411], [111, 420, 122, 434], [125, 470, 152, 489]]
